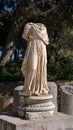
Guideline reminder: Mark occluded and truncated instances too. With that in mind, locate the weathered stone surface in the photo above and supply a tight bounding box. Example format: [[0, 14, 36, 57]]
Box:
[[60, 85, 73, 115], [0, 96, 13, 112], [13, 83, 57, 112], [47, 82, 58, 112], [18, 94, 55, 119], [19, 94, 53, 104], [0, 113, 73, 130], [18, 110, 54, 119], [18, 101, 55, 112], [13, 86, 23, 111], [25, 110, 54, 119]]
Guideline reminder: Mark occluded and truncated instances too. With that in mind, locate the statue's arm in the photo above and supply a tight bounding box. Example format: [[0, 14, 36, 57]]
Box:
[[22, 23, 31, 40]]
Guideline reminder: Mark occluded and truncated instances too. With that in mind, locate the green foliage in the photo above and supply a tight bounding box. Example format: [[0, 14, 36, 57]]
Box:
[[0, 10, 11, 45], [0, 0, 73, 82], [0, 60, 24, 82], [8, 61, 23, 81], [47, 50, 73, 80]]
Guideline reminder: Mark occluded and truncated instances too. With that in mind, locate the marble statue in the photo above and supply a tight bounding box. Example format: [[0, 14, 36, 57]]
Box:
[[19, 22, 49, 96], [18, 23, 55, 119]]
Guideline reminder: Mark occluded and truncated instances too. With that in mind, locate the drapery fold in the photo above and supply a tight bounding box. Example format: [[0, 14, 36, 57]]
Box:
[[21, 23, 49, 96]]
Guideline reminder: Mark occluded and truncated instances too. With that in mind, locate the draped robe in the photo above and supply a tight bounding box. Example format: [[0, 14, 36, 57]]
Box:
[[20, 23, 49, 96]]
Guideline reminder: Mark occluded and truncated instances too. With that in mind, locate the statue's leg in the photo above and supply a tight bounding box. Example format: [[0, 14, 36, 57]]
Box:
[[19, 69, 35, 96]]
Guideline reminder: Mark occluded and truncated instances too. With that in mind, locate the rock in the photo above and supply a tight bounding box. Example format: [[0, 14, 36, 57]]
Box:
[[13, 86, 23, 111], [0, 113, 73, 130], [0, 96, 13, 112], [47, 82, 58, 112], [60, 85, 73, 115]]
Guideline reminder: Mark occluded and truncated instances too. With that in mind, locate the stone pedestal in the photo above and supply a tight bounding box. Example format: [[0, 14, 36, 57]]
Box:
[[0, 113, 73, 130], [13, 86, 23, 111], [60, 85, 73, 115], [18, 94, 55, 119], [13, 82, 58, 112]]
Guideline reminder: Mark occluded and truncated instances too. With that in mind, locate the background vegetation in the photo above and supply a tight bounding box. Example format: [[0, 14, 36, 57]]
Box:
[[0, 0, 73, 82]]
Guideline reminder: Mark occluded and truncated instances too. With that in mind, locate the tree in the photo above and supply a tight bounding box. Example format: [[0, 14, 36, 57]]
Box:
[[0, 0, 73, 76], [0, 6, 24, 69], [0, 1, 29, 70]]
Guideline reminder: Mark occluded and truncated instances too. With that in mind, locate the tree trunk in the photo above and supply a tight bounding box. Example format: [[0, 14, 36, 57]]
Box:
[[0, 7, 23, 68], [14, 49, 19, 61]]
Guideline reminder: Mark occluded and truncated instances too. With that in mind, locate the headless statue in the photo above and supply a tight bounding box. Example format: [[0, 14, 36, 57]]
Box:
[[19, 23, 49, 96]]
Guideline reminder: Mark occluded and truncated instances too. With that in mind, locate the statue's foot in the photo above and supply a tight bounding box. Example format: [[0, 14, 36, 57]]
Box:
[[19, 91, 31, 97], [32, 90, 48, 96], [32, 92, 41, 96]]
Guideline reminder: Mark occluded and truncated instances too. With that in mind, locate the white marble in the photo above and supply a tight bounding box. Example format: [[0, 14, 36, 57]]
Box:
[[20, 23, 49, 96]]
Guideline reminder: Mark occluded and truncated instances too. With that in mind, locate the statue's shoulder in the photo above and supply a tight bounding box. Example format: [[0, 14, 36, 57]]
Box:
[[24, 23, 32, 30], [25, 22, 33, 26]]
